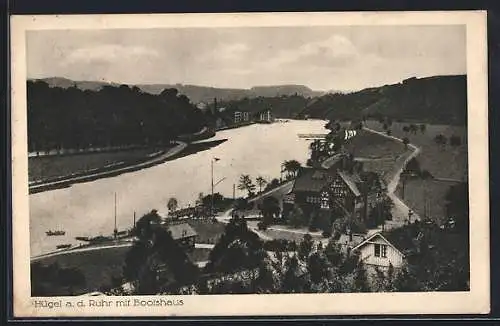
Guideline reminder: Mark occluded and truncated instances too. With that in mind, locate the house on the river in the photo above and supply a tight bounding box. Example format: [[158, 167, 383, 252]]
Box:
[[282, 152, 386, 227], [254, 108, 274, 123]]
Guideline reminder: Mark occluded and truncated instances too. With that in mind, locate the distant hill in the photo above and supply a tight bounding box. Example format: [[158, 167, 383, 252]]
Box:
[[300, 75, 467, 125], [31, 77, 324, 104]]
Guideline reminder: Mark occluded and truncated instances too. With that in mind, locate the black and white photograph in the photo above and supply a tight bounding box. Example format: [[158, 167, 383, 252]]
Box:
[[10, 12, 489, 317]]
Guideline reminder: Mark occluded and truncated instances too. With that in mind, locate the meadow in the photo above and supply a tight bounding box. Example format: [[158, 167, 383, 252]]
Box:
[[363, 120, 467, 180], [364, 120, 468, 224], [343, 128, 407, 160], [29, 147, 166, 183]]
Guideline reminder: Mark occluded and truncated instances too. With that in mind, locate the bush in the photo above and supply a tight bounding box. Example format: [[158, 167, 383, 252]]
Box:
[[263, 239, 297, 252]]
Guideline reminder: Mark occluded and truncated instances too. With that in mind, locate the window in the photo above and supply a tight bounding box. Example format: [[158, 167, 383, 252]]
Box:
[[374, 244, 388, 258]]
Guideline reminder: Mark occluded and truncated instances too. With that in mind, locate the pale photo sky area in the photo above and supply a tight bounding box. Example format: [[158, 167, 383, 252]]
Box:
[[27, 25, 466, 92]]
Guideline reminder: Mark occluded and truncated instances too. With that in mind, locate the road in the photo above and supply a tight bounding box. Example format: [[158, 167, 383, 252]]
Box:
[[363, 127, 421, 227], [29, 141, 188, 193]]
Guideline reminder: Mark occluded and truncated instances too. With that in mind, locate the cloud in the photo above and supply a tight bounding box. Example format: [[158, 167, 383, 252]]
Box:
[[263, 34, 361, 69], [63, 44, 160, 65]]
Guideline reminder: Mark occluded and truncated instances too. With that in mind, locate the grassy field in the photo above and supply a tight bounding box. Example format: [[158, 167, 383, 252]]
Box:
[[395, 179, 456, 226], [344, 128, 407, 160], [364, 120, 468, 225], [364, 120, 467, 180], [29, 147, 167, 182]]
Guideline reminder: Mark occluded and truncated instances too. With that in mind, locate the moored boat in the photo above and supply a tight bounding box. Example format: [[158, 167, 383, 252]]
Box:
[[56, 244, 71, 249], [46, 230, 65, 236]]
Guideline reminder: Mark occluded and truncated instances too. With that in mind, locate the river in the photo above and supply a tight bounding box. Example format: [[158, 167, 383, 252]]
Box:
[[29, 119, 327, 257]]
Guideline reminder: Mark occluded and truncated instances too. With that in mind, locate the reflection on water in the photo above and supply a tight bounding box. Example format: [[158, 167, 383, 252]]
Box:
[[29, 120, 327, 257]]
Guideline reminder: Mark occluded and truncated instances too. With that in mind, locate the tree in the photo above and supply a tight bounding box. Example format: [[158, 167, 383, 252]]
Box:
[[238, 174, 256, 197], [367, 197, 394, 227], [264, 178, 280, 192], [255, 176, 267, 193], [288, 204, 308, 228], [167, 197, 178, 212], [434, 134, 447, 146], [402, 137, 410, 148], [444, 182, 469, 233], [353, 263, 370, 292], [259, 196, 281, 225], [281, 255, 309, 293], [282, 160, 302, 179], [419, 124, 427, 133], [205, 217, 265, 274], [298, 234, 314, 261]]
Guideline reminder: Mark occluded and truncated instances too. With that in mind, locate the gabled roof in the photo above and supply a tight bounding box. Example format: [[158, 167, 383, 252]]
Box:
[[165, 223, 198, 240], [337, 170, 361, 197], [292, 167, 334, 193], [351, 232, 405, 257]]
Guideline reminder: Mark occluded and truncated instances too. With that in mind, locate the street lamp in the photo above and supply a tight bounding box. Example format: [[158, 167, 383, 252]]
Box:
[[211, 157, 220, 217]]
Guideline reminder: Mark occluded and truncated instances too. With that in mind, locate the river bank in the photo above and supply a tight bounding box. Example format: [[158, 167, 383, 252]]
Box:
[[29, 139, 228, 194]]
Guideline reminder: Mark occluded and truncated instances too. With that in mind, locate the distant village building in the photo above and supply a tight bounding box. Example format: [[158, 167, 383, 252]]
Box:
[[234, 110, 250, 124], [234, 111, 242, 124], [255, 108, 273, 123]]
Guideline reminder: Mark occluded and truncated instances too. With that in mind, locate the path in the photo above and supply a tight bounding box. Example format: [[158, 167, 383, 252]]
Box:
[[29, 141, 188, 193], [363, 127, 421, 227]]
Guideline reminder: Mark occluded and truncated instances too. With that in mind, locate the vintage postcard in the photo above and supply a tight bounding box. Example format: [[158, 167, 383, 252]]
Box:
[[10, 11, 489, 317]]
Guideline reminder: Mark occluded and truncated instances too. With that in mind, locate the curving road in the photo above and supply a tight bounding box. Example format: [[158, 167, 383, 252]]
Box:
[[363, 127, 421, 227]]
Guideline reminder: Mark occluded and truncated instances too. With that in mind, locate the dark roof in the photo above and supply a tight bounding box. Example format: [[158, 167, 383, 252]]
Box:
[[292, 167, 334, 193], [321, 153, 344, 169], [164, 223, 198, 240], [382, 224, 424, 254], [337, 171, 362, 197]]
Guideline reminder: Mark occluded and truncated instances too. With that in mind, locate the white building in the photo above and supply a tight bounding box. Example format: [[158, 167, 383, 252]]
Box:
[[351, 232, 405, 270]]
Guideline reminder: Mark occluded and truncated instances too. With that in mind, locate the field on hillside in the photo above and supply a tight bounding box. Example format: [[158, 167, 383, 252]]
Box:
[[344, 128, 407, 160], [364, 120, 467, 180], [395, 179, 457, 226], [364, 120, 467, 225], [29, 147, 167, 183]]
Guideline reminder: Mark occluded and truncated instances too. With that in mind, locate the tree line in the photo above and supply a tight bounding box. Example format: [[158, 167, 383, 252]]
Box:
[[27, 81, 208, 153]]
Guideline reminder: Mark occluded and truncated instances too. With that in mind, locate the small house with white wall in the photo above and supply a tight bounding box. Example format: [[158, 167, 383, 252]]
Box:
[[351, 232, 405, 270]]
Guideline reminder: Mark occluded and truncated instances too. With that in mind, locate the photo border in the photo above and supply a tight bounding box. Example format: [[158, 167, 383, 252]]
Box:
[[9, 11, 490, 318]]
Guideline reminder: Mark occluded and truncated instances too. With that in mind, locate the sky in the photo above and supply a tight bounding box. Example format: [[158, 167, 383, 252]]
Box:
[[26, 25, 466, 92]]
